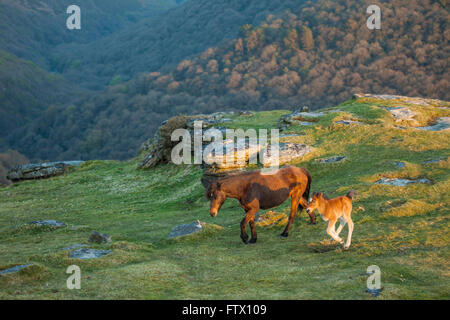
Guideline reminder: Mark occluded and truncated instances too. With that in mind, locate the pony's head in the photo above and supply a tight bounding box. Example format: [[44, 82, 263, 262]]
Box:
[[206, 181, 226, 217], [306, 192, 328, 215]]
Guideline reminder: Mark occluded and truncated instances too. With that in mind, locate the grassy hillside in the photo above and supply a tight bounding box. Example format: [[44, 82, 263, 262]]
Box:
[[0, 96, 448, 299]]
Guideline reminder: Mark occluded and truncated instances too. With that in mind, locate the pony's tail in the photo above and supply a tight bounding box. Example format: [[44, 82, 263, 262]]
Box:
[[346, 190, 357, 200], [302, 168, 312, 205]]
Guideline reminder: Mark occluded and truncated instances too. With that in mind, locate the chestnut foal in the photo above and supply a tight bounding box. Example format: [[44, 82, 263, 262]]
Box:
[[206, 166, 314, 244], [306, 191, 356, 250]]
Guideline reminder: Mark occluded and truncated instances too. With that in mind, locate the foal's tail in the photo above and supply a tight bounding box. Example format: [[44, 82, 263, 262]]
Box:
[[346, 190, 357, 201]]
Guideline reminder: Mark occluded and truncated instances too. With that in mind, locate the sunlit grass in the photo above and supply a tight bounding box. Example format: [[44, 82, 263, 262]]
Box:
[[0, 97, 449, 299]]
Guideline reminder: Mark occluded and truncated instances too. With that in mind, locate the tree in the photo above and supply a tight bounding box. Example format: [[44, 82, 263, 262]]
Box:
[[300, 26, 314, 51]]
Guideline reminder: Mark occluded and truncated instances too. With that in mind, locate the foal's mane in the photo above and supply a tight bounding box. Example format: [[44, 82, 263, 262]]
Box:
[[314, 192, 329, 200]]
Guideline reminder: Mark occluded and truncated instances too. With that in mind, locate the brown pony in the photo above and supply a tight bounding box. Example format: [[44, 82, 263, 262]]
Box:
[[206, 166, 315, 244], [305, 191, 356, 250]]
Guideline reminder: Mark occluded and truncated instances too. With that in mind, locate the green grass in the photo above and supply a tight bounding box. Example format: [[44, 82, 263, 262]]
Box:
[[0, 97, 449, 299]]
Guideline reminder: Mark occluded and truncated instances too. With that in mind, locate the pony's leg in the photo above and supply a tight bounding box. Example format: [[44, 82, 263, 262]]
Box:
[[249, 218, 257, 244], [241, 205, 258, 244], [300, 197, 316, 225], [240, 216, 250, 244], [336, 216, 347, 236], [326, 219, 343, 244], [280, 190, 301, 237], [344, 217, 354, 250]]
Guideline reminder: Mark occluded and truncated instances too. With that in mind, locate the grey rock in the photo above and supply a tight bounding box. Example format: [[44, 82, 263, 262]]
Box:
[[277, 110, 324, 129], [417, 117, 450, 131], [395, 162, 406, 168], [423, 159, 442, 164], [7, 161, 84, 182], [262, 143, 313, 167], [29, 220, 65, 227], [69, 248, 111, 259], [89, 231, 112, 244], [387, 107, 416, 121], [319, 156, 347, 164], [168, 221, 203, 239], [375, 178, 430, 186], [336, 120, 363, 125], [0, 264, 33, 275]]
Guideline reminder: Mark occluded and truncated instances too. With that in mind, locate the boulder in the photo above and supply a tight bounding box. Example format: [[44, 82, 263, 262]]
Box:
[[29, 220, 65, 228], [89, 231, 112, 244], [261, 143, 313, 167], [7, 161, 84, 182], [387, 107, 417, 122], [278, 109, 324, 129], [0, 264, 33, 275], [318, 156, 346, 164], [395, 162, 406, 168], [203, 137, 262, 169], [69, 248, 111, 259], [335, 120, 363, 125], [168, 220, 203, 239], [375, 178, 430, 186]]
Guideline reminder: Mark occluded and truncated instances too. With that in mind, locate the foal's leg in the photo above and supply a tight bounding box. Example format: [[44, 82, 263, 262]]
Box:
[[336, 216, 347, 236], [326, 219, 343, 244], [344, 217, 354, 250], [280, 190, 301, 237]]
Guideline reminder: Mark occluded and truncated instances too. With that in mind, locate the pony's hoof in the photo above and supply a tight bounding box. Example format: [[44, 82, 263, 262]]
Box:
[[343, 245, 350, 250], [249, 238, 257, 244], [241, 234, 249, 244], [308, 221, 316, 225], [279, 232, 288, 238]]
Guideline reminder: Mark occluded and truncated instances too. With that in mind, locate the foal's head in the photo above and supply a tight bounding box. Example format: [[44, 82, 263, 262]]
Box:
[[206, 181, 226, 217], [306, 192, 328, 215]]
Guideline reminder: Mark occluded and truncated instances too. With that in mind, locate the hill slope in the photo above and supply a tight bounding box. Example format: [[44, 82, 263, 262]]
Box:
[[0, 50, 85, 139], [0, 0, 182, 68], [0, 95, 448, 299]]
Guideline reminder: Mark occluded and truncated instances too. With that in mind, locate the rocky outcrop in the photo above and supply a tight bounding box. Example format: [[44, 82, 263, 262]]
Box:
[[6, 161, 84, 182], [139, 112, 235, 169], [261, 143, 313, 167], [387, 107, 417, 122]]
